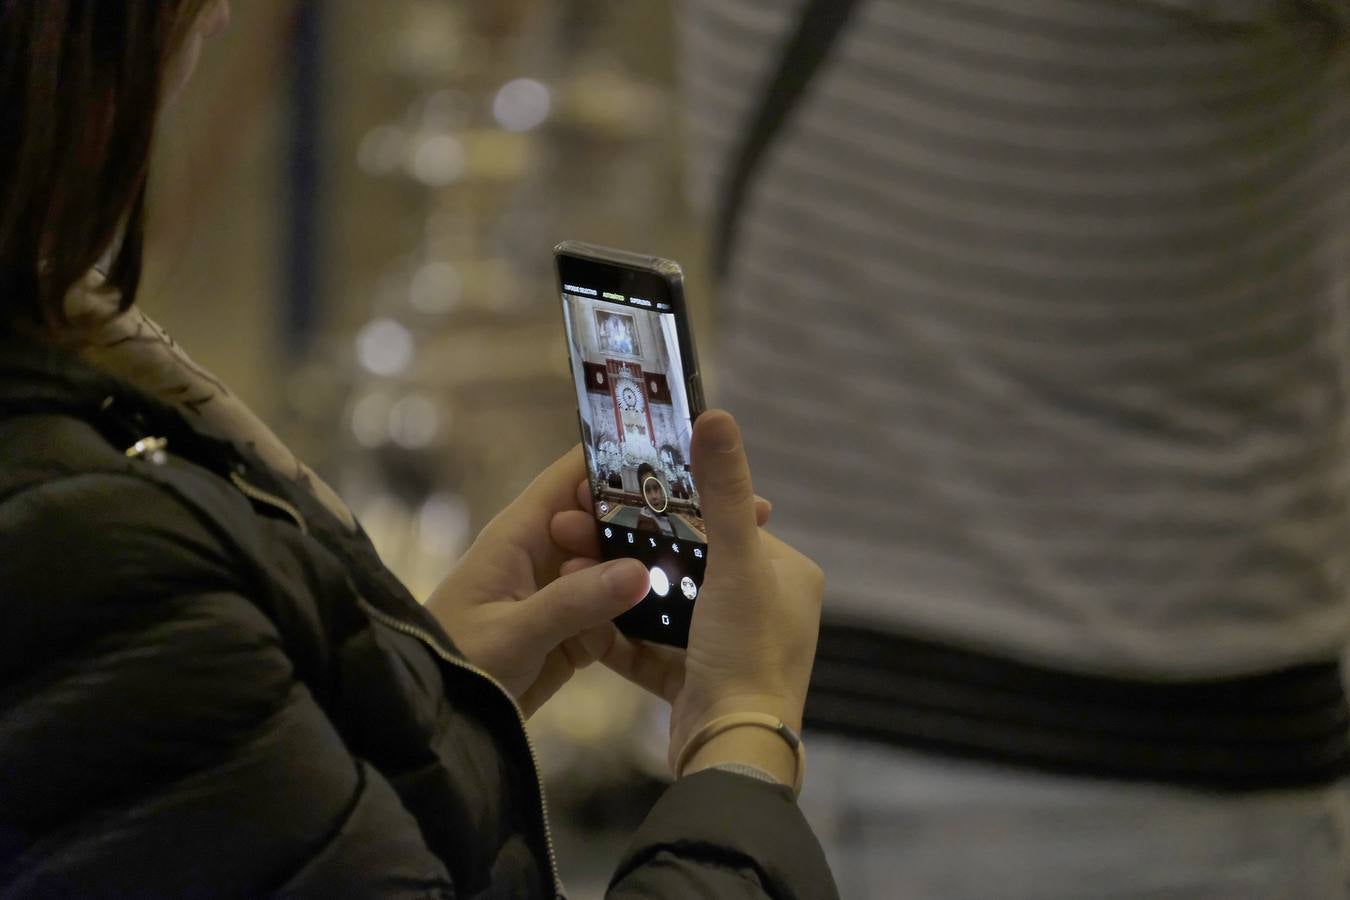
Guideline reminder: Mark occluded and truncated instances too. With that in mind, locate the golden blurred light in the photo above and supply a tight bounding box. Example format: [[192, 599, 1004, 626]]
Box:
[[388, 393, 441, 449], [416, 492, 470, 558], [349, 390, 393, 448], [356, 318, 414, 376], [410, 260, 462, 314], [492, 77, 551, 133], [356, 124, 406, 176], [407, 133, 466, 187]]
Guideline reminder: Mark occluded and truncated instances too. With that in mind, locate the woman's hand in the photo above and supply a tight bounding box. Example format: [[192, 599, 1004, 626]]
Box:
[[425, 447, 651, 717], [552, 411, 823, 779]]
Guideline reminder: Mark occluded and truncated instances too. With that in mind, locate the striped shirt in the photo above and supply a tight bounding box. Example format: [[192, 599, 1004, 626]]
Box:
[[679, 0, 1350, 678]]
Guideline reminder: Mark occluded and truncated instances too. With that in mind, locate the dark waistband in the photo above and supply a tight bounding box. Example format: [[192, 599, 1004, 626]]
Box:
[[804, 622, 1350, 791]]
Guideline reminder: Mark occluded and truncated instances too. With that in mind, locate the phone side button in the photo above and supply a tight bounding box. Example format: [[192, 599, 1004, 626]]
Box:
[[687, 373, 706, 412]]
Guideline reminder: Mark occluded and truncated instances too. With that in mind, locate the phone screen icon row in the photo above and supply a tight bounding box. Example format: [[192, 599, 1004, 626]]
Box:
[[602, 525, 703, 559]]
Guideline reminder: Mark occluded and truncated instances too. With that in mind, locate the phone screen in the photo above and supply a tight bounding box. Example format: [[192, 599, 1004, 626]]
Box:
[[558, 255, 704, 646]]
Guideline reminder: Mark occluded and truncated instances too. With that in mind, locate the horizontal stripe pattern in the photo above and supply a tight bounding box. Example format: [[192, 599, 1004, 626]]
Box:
[[679, 0, 1350, 677], [805, 622, 1350, 789]]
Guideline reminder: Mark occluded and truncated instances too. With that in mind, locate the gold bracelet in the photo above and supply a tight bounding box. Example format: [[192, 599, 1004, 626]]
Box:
[[675, 712, 806, 796]]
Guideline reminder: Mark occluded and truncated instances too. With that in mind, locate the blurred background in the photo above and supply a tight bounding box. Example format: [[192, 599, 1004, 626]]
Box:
[[143, 1, 702, 894]]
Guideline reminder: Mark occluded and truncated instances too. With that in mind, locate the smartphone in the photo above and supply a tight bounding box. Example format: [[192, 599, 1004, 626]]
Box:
[[554, 241, 708, 648]]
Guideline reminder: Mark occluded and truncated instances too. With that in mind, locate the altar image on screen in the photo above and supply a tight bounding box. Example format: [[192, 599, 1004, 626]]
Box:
[[562, 292, 705, 543]]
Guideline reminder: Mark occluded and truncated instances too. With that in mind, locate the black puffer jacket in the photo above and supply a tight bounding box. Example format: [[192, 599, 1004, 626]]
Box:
[[0, 338, 837, 899]]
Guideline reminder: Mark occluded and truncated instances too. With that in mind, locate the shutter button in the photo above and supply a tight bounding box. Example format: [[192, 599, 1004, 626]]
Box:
[[125, 436, 169, 465]]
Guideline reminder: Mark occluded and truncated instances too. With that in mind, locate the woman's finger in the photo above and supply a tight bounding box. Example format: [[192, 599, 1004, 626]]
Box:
[[551, 509, 601, 558], [559, 634, 598, 670], [690, 411, 760, 558], [518, 647, 575, 717], [511, 559, 648, 659], [580, 624, 685, 702], [754, 496, 772, 527], [486, 446, 591, 565], [558, 556, 598, 577]]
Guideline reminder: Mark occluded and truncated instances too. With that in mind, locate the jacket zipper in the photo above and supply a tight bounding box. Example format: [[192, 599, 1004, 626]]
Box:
[[228, 471, 309, 535], [357, 598, 565, 900], [229, 472, 563, 897]]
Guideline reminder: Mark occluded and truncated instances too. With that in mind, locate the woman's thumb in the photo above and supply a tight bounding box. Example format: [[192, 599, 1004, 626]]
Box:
[[514, 558, 649, 653], [691, 410, 759, 555]]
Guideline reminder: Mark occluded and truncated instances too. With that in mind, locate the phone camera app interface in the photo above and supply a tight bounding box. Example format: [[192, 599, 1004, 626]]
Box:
[[561, 285, 705, 631]]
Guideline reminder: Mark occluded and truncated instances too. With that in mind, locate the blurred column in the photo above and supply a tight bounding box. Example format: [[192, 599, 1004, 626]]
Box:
[[284, 0, 323, 359]]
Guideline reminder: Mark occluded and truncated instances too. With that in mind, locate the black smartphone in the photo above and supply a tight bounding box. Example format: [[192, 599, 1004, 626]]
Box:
[[554, 241, 708, 648]]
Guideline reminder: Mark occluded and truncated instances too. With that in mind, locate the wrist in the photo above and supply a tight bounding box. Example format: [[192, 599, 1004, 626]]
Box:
[[704, 762, 784, 786], [680, 721, 799, 789], [670, 691, 804, 757]]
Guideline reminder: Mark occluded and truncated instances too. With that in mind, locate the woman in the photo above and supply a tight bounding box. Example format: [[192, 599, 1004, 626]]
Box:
[[0, 3, 836, 897]]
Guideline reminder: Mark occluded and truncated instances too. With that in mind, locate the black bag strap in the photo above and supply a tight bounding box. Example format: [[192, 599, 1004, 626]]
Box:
[[711, 0, 864, 280]]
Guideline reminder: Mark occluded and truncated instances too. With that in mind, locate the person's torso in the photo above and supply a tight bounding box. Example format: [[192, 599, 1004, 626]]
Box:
[[682, 0, 1350, 678]]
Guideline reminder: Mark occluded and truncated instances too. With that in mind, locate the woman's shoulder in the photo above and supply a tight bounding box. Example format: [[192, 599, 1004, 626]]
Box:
[[0, 410, 127, 480], [0, 412, 251, 596], [0, 412, 267, 688]]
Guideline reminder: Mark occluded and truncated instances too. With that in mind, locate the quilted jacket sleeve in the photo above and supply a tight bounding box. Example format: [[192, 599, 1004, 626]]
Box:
[[0, 472, 455, 898], [607, 770, 838, 899]]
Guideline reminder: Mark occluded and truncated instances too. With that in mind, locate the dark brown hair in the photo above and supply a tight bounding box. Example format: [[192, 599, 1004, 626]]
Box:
[[0, 0, 208, 335]]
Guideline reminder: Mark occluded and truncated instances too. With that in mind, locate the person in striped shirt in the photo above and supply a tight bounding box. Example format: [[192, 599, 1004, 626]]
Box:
[[680, 1, 1350, 897]]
